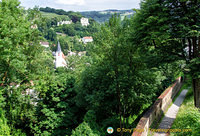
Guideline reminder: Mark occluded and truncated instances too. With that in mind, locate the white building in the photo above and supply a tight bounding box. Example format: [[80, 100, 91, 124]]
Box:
[[40, 41, 49, 48], [78, 51, 86, 56], [55, 41, 67, 68], [10, 81, 39, 105], [31, 24, 38, 29], [68, 51, 76, 56], [57, 20, 72, 26], [80, 17, 89, 26], [82, 36, 93, 44], [56, 32, 67, 36]]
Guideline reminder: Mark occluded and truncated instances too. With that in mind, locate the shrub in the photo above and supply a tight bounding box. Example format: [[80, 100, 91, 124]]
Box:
[[71, 122, 99, 136]]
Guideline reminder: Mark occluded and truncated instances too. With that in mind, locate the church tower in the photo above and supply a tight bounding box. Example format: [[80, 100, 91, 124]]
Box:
[[55, 41, 67, 68]]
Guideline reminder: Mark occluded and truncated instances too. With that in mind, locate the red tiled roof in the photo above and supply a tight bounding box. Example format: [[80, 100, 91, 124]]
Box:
[[62, 53, 66, 59], [83, 37, 93, 39]]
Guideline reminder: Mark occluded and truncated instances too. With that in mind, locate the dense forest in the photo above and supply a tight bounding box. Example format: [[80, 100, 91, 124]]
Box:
[[0, 0, 199, 136]]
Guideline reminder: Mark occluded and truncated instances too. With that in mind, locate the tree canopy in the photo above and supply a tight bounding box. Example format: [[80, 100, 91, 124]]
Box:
[[0, 0, 199, 136]]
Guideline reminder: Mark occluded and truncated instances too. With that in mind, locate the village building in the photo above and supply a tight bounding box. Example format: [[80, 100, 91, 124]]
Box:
[[10, 81, 39, 105], [40, 41, 49, 48], [31, 24, 38, 29], [78, 51, 86, 56], [80, 17, 89, 26], [56, 32, 67, 36], [57, 20, 72, 26], [82, 36, 93, 44], [55, 41, 67, 68], [68, 51, 76, 56]]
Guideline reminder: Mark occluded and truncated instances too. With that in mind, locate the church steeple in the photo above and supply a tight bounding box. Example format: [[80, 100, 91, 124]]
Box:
[[57, 41, 62, 53], [55, 41, 67, 68]]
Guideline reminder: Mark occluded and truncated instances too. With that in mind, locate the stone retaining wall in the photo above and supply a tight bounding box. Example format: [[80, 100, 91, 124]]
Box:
[[132, 77, 183, 136]]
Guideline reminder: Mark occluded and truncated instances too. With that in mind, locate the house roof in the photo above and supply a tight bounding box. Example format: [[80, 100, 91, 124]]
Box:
[[83, 36, 93, 39], [57, 41, 62, 53], [40, 41, 49, 45]]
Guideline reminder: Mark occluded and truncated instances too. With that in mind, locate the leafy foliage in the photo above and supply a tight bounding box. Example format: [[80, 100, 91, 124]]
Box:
[[1, 0, 197, 136], [75, 14, 175, 136], [0, 108, 11, 136], [131, 0, 200, 108], [71, 122, 99, 136], [30, 69, 81, 136]]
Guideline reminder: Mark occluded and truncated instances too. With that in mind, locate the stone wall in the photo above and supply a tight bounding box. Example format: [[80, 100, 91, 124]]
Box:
[[132, 77, 183, 136]]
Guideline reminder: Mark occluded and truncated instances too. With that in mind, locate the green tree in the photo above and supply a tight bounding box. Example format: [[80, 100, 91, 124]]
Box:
[[45, 28, 57, 41], [0, 94, 11, 136], [76, 15, 162, 136], [71, 122, 99, 136], [131, 0, 200, 108], [62, 25, 76, 36], [0, 0, 54, 135], [30, 69, 81, 136]]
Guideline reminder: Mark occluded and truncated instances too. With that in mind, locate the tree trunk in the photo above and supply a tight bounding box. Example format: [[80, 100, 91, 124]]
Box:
[[188, 38, 192, 59], [115, 66, 122, 135], [192, 36, 200, 108], [123, 105, 125, 128], [198, 36, 200, 57], [117, 84, 122, 135], [192, 37, 197, 56], [153, 40, 157, 49], [181, 38, 186, 59], [192, 79, 200, 108]]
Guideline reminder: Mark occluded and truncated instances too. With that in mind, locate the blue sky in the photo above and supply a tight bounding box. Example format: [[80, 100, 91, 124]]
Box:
[[19, 0, 141, 11]]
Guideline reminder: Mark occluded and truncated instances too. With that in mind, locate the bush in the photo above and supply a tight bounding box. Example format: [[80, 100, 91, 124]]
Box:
[[0, 109, 11, 136], [71, 122, 99, 136]]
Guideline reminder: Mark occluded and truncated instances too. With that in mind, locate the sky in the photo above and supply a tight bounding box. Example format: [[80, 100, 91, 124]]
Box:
[[19, 0, 141, 12]]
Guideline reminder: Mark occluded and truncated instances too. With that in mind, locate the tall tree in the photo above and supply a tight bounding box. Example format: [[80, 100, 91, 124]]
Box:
[[0, 0, 54, 134], [131, 0, 200, 108], [77, 15, 161, 135]]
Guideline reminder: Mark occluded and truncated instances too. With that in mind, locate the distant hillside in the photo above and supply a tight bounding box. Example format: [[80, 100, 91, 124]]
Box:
[[40, 11, 68, 19], [39, 7, 135, 23], [39, 7, 83, 23], [80, 9, 135, 23]]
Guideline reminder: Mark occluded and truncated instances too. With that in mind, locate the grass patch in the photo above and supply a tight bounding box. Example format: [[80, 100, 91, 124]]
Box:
[[170, 83, 200, 136]]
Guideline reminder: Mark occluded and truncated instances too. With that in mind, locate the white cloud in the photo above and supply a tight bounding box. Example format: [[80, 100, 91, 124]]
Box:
[[55, 0, 85, 6], [19, 0, 140, 11]]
